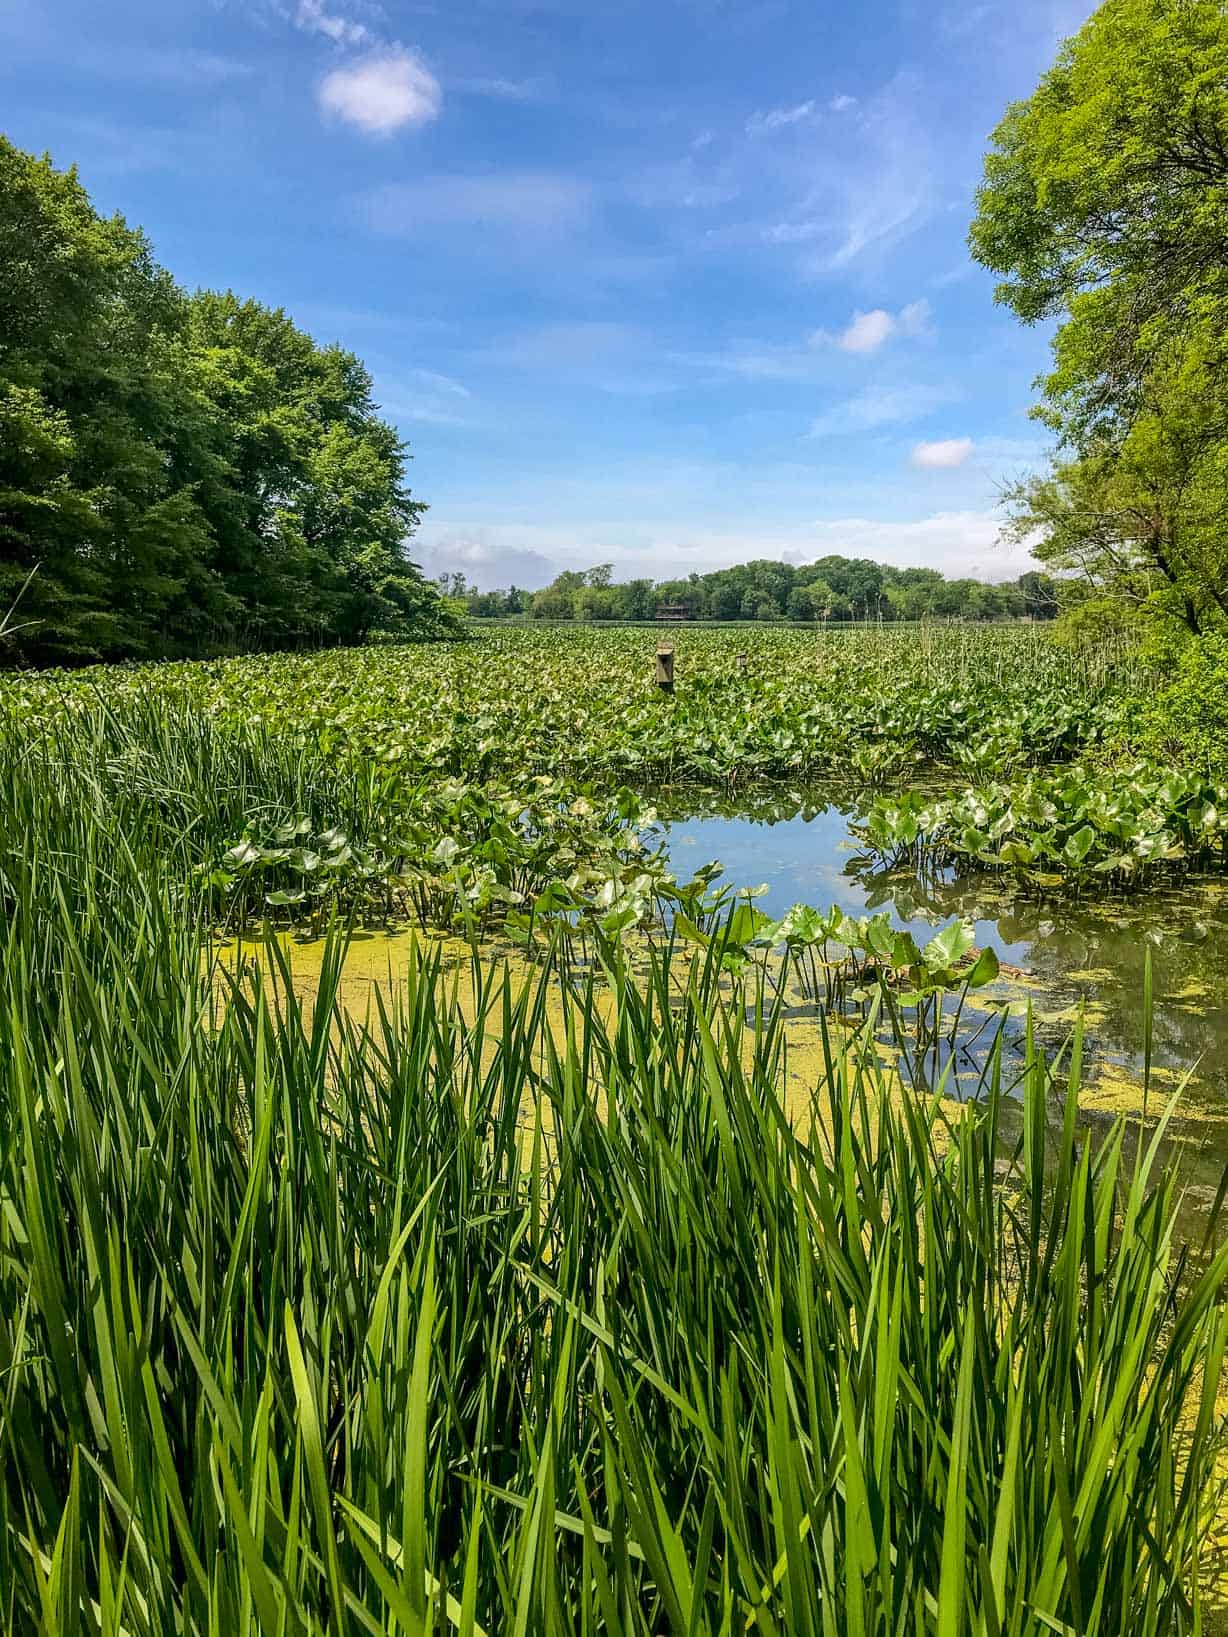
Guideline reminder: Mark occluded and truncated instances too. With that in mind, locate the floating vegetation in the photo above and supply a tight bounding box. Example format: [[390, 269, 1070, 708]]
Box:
[[3, 622, 1131, 792], [858, 764, 1228, 891]]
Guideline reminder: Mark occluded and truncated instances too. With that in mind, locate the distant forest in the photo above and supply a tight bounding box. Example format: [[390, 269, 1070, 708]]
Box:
[[442, 558, 1059, 623], [0, 138, 456, 668]]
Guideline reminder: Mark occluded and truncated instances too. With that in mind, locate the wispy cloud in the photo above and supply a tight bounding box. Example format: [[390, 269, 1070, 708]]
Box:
[[912, 436, 974, 469], [746, 99, 817, 136], [416, 510, 1037, 586], [627, 159, 740, 211], [838, 310, 895, 352], [757, 74, 938, 273], [283, 0, 443, 135], [454, 74, 548, 101], [809, 383, 955, 438], [376, 368, 475, 427], [418, 535, 559, 591], [50, 43, 254, 86], [295, 0, 372, 48], [35, 113, 227, 178], [363, 172, 591, 234], [473, 322, 677, 394], [675, 301, 931, 382], [798, 510, 1033, 578], [669, 339, 821, 383], [479, 321, 643, 371]]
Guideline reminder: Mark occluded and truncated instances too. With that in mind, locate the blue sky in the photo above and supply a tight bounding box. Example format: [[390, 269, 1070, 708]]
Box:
[[1, 0, 1092, 588]]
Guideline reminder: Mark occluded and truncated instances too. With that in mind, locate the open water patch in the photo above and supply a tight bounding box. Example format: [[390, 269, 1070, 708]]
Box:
[[652, 787, 1228, 1156]]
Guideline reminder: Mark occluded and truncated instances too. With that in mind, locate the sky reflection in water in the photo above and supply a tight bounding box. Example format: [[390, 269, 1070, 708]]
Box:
[[653, 792, 1228, 1119]]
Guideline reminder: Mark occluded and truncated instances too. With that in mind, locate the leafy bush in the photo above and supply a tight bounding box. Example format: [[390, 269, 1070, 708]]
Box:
[[1127, 629, 1228, 778]]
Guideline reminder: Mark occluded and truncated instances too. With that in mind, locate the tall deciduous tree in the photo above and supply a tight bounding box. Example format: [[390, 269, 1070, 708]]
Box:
[[0, 138, 455, 666], [971, 0, 1228, 436], [971, 0, 1228, 631]]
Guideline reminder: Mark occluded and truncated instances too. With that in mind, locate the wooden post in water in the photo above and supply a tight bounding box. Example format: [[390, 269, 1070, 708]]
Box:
[[736, 651, 748, 674], [655, 645, 675, 694]]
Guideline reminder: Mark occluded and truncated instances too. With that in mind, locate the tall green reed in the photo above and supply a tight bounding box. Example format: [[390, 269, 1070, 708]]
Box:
[[0, 736, 1225, 1634]]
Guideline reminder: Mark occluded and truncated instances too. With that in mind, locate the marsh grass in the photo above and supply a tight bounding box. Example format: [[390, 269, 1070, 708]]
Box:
[[1, 806, 1226, 1633], [1, 641, 1226, 1634]]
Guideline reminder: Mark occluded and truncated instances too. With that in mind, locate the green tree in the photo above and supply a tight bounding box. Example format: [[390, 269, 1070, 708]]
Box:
[[0, 138, 223, 662], [972, 0, 1228, 639], [0, 138, 454, 665], [1003, 335, 1228, 634], [970, 0, 1228, 439], [184, 291, 447, 648], [530, 573, 584, 620], [810, 556, 883, 619]]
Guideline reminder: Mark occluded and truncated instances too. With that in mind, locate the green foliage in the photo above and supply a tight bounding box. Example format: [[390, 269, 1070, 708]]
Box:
[[0, 138, 454, 665], [1002, 344, 1228, 637], [2, 623, 1129, 796], [859, 762, 1228, 890], [464, 556, 1057, 624], [1128, 628, 1228, 775], [0, 753, 1224, 1630], [0, 616, 1225, 1629], [973, 0, 1228, 638], [971, 0, 1228, 423], [6, 622, 1214, 917]]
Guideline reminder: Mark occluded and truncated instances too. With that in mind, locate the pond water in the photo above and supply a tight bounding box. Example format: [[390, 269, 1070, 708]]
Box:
[[653, 789, 1228, 1181]]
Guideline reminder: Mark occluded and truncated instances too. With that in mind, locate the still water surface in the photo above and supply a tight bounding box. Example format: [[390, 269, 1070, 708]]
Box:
[[653, 790, 1228, 1125]]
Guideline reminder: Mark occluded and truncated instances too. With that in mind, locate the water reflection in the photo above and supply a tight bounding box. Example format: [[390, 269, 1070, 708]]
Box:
[[652, 788, 1228, 1117]]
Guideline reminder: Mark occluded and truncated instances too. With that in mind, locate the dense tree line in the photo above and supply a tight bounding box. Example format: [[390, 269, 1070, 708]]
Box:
[[443, 559, 1058, 623], [973, 0, 1228, 641], [0, 138, 455, 667]]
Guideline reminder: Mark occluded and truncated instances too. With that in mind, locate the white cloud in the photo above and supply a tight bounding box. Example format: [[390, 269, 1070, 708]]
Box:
[[415, 511, 1038, 586], [418, 535, 558, 590], [746, 99, 817, 136], [762, 220, 825, 245], [829, 93, 857, 112], [799, 510, 1034, 579], [626, 159, 740, 211], [837, 309, 894, 353], [81, 45, 254, 83], [897, 300, 931, 336], [672, 300, 930, 382], [669, 344, 807, 382], [295, 0, 372, 47], [813, 298, 932, 354], [455, 75, 544, 101], [364, 172, 591, 233], [319, 48, 441, 134], [481, 321, 642, 369], [809, 383, 954, 438], [912, 437, 974, 469]]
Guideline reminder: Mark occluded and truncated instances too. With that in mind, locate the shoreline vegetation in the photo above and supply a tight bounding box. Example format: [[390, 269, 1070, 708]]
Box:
[[440, 559, 1060, 626]]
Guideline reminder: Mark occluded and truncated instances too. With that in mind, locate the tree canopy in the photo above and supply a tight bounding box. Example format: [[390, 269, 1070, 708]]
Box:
[[451, 557, 1055, 624], [0, 138, 456, 667], [971, 0, 1228, 635]]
